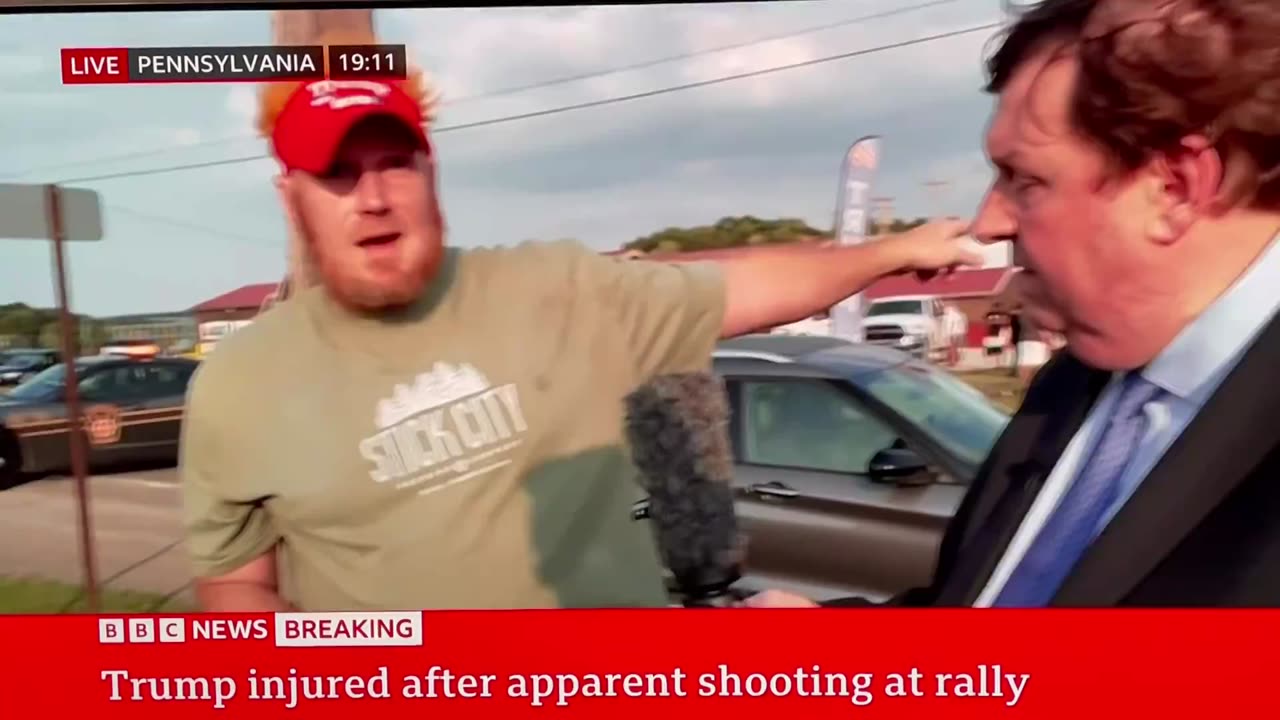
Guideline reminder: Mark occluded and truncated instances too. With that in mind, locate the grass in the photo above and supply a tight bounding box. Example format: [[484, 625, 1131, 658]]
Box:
[[0, 576, 191, 614], [954, 368, 1029, 413]]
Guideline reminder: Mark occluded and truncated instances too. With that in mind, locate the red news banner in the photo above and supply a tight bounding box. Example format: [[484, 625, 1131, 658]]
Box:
[[60, 44, 408, 84], [0, 610, 1274, 718]]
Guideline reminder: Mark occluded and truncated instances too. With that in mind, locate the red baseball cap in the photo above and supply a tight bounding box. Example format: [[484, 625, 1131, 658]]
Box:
[[270, 79, 431, 175]]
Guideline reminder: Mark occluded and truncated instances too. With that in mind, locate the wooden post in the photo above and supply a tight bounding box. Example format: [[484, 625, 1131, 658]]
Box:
[[271, 9, 376, 300], [272, 9, 375, 46], [47, 184, 100, 612]]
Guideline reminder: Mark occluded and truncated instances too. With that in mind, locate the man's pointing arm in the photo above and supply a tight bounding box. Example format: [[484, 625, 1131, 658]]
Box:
[[716, 219, 979, 338]]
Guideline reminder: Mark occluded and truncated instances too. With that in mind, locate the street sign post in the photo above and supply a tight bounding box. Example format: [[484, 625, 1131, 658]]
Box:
[[0, 183, 103, 242], [0, 182, 103, 612]]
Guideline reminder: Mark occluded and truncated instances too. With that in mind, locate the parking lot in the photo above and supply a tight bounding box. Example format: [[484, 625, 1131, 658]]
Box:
[[0, 367, 1028, 610], [0, 467, 193, 608]]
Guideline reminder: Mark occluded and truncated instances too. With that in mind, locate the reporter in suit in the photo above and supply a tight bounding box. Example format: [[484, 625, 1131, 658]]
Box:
[[748, 0, 1280, 608]]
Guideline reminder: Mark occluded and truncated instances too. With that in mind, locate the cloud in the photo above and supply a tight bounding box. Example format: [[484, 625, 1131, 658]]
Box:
[[440, 81, 994, 197], [405, 6, 636, 102], [921, 149, 993, 198], [0, 54, 44, 77], [0, 90, 80, 111], [172, 128, 203, 146], [398, 1, 1001, 171], [224, 85, 258, 133]]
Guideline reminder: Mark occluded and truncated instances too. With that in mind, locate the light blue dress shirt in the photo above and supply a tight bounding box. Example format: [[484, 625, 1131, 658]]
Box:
[[975, 234, 1280, 606]]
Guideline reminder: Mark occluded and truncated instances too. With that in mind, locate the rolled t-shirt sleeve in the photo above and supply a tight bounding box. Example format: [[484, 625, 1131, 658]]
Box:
[[180, 365, 280, 578], [560, 243, 726, 380]]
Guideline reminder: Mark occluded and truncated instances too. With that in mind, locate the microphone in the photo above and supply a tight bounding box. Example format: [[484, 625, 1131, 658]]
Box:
[[624, 372, 745, 607]]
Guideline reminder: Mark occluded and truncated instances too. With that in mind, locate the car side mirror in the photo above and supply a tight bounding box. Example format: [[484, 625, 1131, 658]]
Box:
[[868, 448, 933, 487]]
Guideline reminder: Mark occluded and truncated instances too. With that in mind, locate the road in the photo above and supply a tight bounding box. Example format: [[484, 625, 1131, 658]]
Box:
[[0, 467, 193, 604]]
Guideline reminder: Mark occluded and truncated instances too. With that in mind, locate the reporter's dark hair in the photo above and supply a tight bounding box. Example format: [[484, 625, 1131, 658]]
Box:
[[985, 0, 1280, 211]]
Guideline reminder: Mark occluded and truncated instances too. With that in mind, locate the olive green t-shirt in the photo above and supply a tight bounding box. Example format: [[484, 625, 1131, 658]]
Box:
[[180, 240, 726, 610]]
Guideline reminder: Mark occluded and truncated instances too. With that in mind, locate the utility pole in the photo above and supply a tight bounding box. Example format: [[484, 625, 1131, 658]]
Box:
[[923, 179, 951, 219], [271, 9, 377, 300], [272, 9, 375, 47]]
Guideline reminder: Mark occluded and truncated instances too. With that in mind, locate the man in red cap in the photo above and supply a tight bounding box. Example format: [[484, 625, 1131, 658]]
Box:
[[180, 76, 979, 611]]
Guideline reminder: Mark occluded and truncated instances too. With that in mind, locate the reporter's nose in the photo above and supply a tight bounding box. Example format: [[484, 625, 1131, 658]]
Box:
[[970, 187, 1016, 245]]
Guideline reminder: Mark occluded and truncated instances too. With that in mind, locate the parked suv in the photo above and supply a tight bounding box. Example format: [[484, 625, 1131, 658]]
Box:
[[634, 334, 1009, 603]]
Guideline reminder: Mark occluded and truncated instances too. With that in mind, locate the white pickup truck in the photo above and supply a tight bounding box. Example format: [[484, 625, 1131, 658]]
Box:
[[860, 295, 948, 360]]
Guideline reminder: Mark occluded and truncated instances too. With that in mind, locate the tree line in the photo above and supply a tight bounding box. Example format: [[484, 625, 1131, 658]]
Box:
[[0, 303, 108, 353], [621, 215, 929, 254]]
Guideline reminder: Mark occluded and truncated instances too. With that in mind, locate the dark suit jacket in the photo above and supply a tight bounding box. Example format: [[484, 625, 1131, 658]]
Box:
[[827, 314, 1280, 607]]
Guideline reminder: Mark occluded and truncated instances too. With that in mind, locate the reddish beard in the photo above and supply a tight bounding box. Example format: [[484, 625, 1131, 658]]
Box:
[[295, 209, 438, 313], [321, 252, 431, 310]]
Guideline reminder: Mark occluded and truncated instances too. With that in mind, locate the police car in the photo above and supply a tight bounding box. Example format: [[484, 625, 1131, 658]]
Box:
[[0, 354, 198, 487]]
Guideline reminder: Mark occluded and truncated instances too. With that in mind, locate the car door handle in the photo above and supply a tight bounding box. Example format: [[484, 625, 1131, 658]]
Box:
[[749, 482, 799, 499]]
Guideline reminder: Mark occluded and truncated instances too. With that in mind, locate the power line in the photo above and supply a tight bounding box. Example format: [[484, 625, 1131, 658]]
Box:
[[13, 0, 958, 181], [443, 0, 961, 104], [436, 23, 1000, 132], [61, 155, 272, 184], [57, 21, 1001, 186], [106, 204, 277, 246], [923, 179, 952, 219], [0, 133, 264, 181]]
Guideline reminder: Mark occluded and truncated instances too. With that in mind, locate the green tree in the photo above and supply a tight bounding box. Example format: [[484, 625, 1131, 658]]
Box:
[[81, 320, 109, 355], [38, 321, 62, 350], [624, 216, 827, 254], [870, 213, 931, 234], [0, 304, 102, 353], [0, 304, 44, 346]]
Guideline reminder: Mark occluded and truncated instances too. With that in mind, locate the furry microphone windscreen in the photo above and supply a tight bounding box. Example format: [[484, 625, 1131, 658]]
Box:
[[624, 372, 744, 593]]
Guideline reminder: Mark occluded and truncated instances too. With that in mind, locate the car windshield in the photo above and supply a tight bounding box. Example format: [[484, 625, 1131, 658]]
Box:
[[5, 361, 86, 401], [851, 362, 1010, 467], [866, 300, 923, 316]]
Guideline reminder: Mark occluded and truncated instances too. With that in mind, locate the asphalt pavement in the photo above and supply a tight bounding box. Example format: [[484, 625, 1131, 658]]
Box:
[[0, 467, 193, 604]]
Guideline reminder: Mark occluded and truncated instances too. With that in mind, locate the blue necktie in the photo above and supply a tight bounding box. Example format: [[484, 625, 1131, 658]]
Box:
[[992, 372, 1163, 607]]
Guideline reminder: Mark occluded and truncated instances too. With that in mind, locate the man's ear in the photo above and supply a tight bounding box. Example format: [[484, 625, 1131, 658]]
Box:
[[274, 174, 302, 232], [1148, 134, 1224, 243], [275, 173, 318, 289], [273, 173, 289, 204]]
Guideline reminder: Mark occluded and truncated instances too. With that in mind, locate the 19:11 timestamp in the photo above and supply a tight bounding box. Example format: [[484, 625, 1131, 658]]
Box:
[[327, 44, 408, 80]]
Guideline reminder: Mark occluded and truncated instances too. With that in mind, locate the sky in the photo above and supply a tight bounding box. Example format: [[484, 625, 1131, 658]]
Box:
[[0, 0, 1007, 316]]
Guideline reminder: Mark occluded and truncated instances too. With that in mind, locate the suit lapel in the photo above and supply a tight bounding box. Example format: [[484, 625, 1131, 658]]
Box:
[[1053, 315, 1280, 606], [935, 355, 1109, 605]]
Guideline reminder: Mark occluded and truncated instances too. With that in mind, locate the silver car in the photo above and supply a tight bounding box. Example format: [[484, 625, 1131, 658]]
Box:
[[637, 334, 1010, 603]]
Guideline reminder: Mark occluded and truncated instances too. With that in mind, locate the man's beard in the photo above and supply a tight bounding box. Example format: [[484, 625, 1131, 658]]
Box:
[[332, 261, 428, 311], [295, 213, 434, 313]]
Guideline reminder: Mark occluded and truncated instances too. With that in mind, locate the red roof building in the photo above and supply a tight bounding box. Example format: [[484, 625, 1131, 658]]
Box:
[[865, 266, 1017, 300], [191, 283, 280, 314], [191, 283, 280, 327], [867, 267, 1022, 347], [189, 282, 282, 356]]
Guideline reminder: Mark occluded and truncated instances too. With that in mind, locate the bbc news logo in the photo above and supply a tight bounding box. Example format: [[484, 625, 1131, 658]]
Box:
[[99, 617, 185, 644], [97, 613, 423, 646]]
